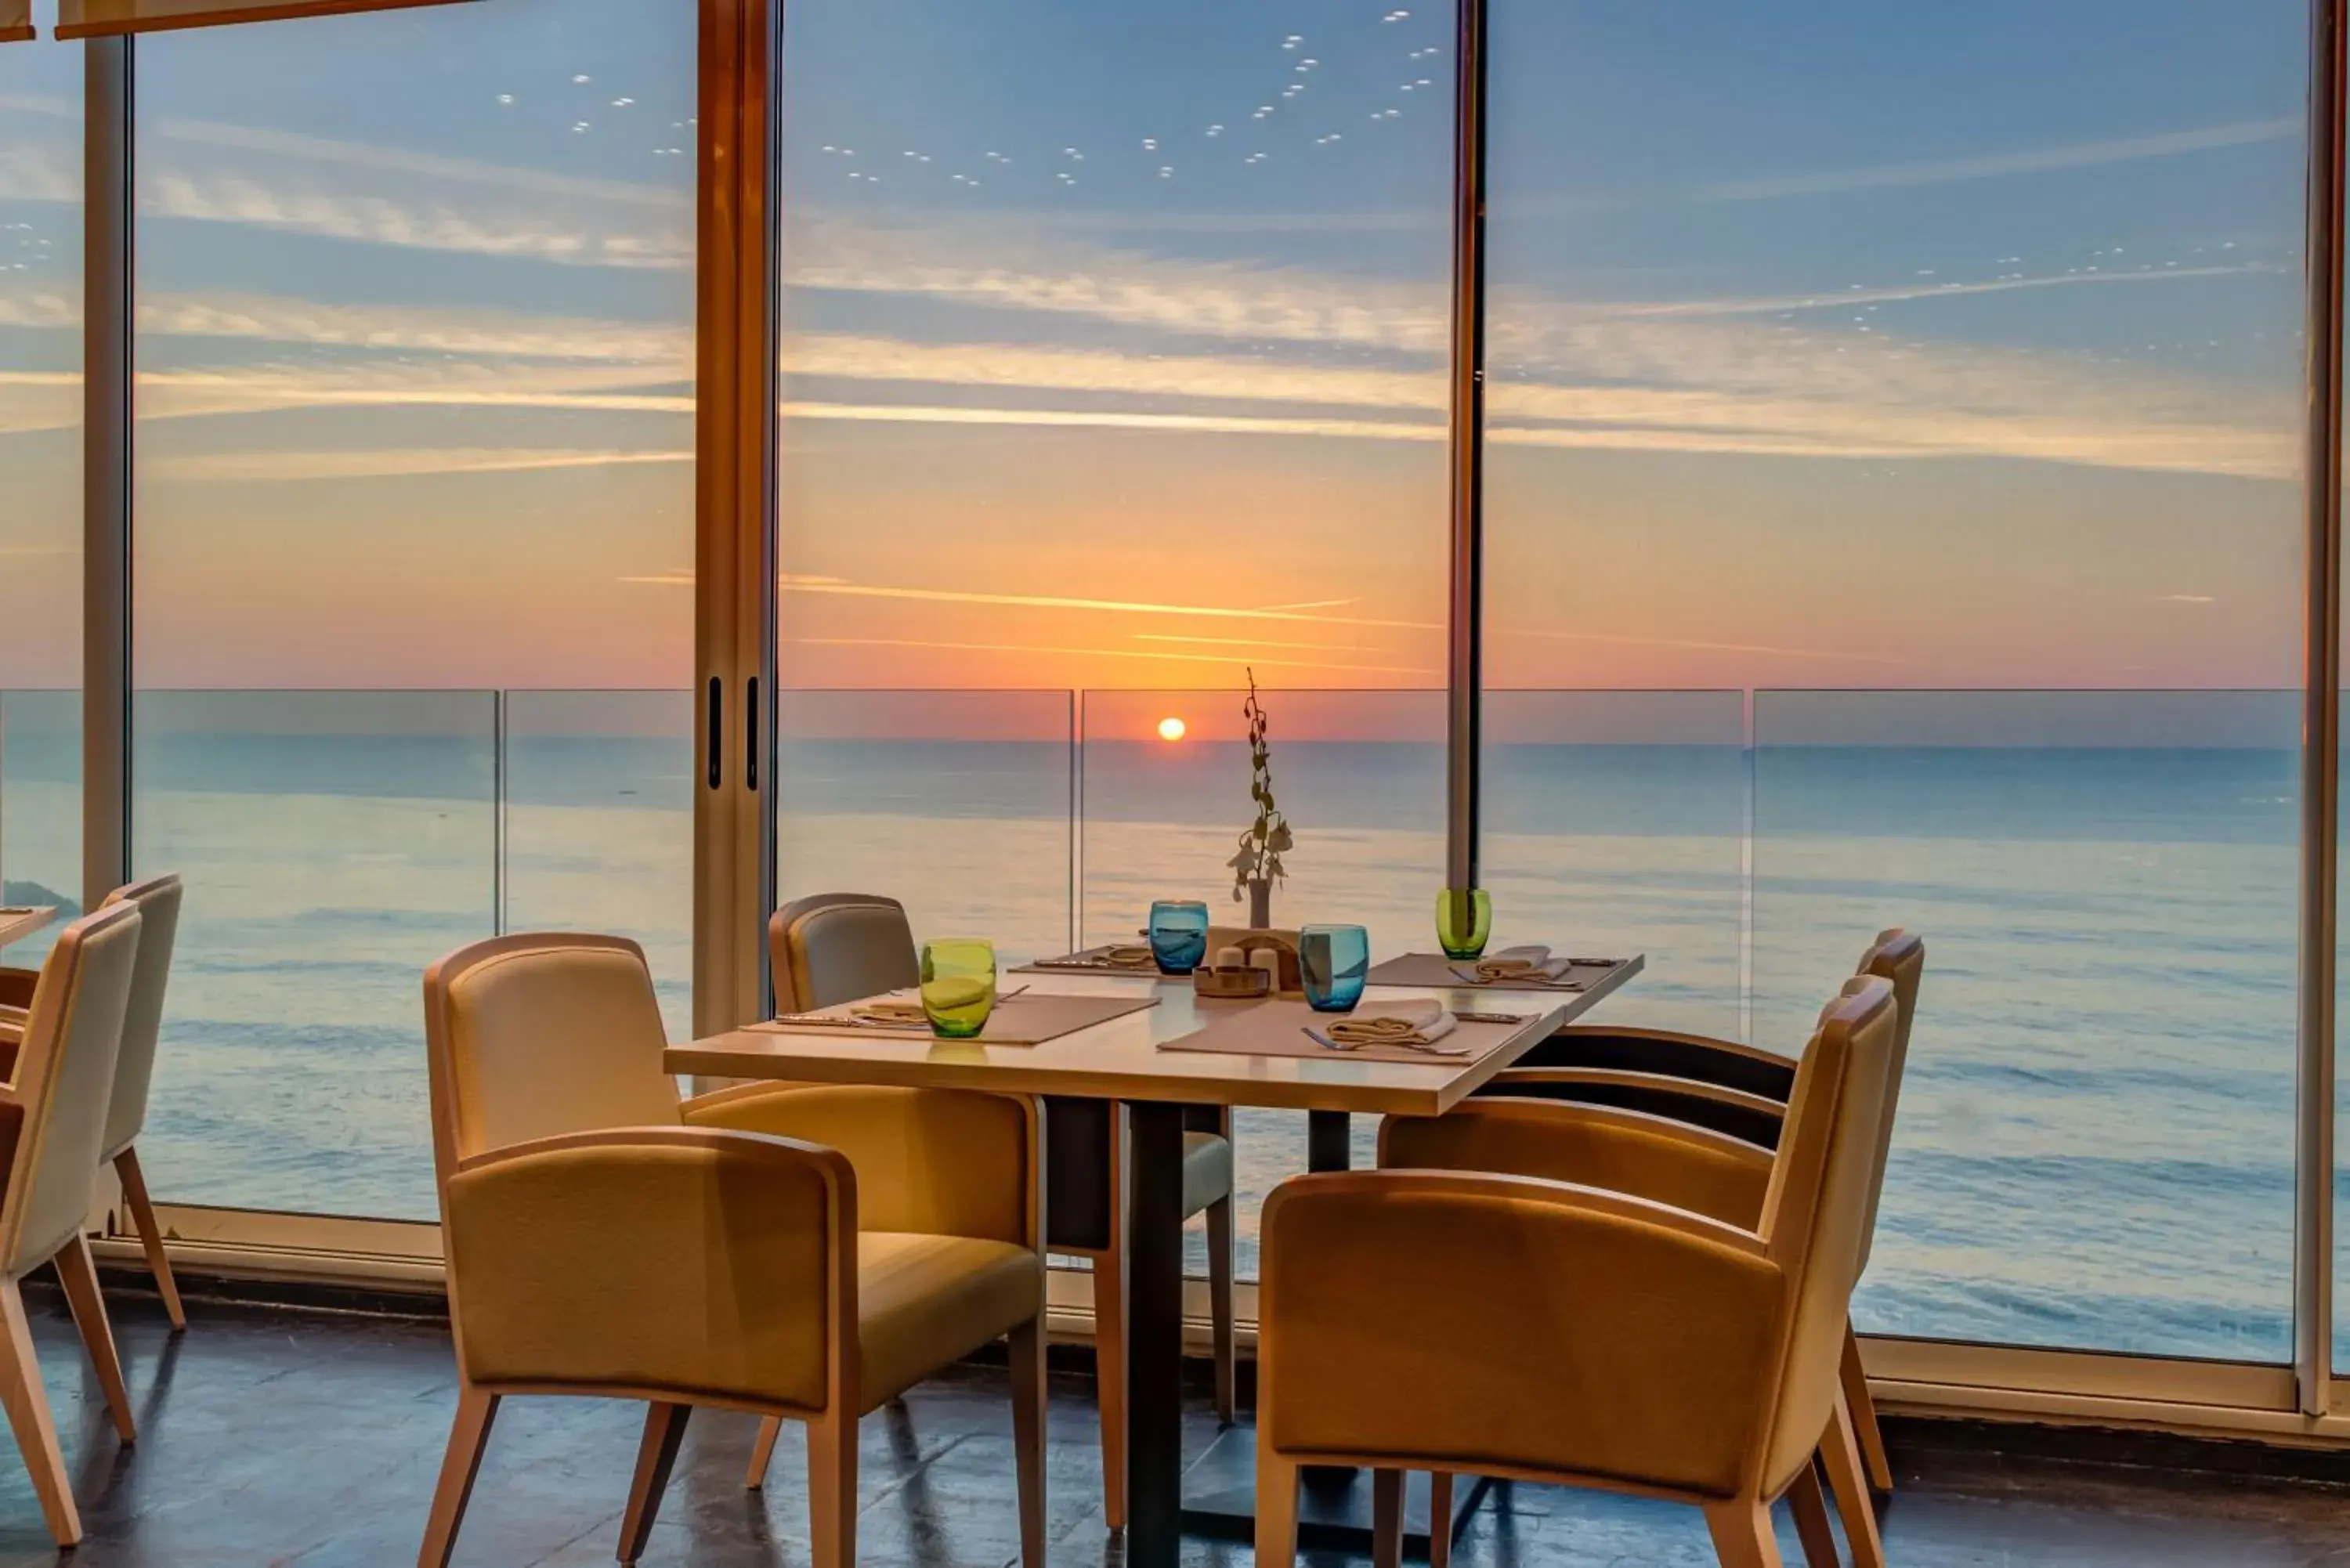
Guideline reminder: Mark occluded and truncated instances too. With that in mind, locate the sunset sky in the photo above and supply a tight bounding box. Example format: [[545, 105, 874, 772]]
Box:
[[0, 0, 2318, 699]]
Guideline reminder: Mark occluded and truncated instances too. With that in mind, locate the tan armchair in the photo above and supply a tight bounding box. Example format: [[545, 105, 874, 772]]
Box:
[[769, 892, 1238, 1525], [0, 903, 146, 1548], [1477, 927, 1925, 1498], [0, 876, 188, 1331], [418, 932, 1047, 1568], [1256, 976, 1903, 1568]]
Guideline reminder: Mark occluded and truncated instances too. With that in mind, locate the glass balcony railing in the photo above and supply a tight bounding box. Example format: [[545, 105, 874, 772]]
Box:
[[0, 685, 2308, 1365]]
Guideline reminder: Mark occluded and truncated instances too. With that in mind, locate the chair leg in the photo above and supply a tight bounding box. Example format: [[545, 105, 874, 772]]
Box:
[[1786, 1465, 1840, 1568], [617, 1401, 692, 1563], [1841, 1322, 1893, 1494], [1371, 1469, 1404, 1568], [1092, 1245, 1128, 1528], [417, 1384, 498, 1568], [52, 1233, 134, 1443], [1206, 1196, 1236, 1423], [0, 1278, 78, 1548], [1255, 1447, 1300, 1568], [745, 1415, 784, 1490], [1009, 1317, 1047, 1568], [1428, 1472, 1455, 1568], [1701, 1497, 1784, 1568], [1823, 1398, 1886, 1568], [115, 1146, 186, 1332], [808, 1411, 857, 1568]]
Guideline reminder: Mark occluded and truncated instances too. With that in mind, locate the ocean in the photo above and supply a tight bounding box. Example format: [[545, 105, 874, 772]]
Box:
[[0, 687, 2319, 1368]]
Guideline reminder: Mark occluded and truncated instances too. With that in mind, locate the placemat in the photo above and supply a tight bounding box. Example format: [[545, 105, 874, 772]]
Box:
[[1364, 952, 1626, 992], [751, 989, 1159, 1047], [1014, 945, 1163, 977], [1158, 998, 1546, 1068]]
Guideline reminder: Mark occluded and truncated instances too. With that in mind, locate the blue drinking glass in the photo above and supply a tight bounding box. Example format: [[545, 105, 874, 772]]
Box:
[[1147, 899, 1211, 975], [1300, 923, 1370, 1012]]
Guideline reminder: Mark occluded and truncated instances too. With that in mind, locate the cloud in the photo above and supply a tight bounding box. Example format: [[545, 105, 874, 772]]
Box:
[[787, 635, 1435, 677], [150, 447, 692, 483], [1698, 117, 2301, 202]]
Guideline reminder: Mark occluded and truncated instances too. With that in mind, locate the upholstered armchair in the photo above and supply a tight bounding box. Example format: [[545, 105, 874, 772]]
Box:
[[0, 903, 146, 1548], [1477, 928, 1924, 1497], [419, 932, 1046, 1568], [1256, 977, 1902, 1568], [768, 891, 1238, 1525], [0, 875, 188, 1331]]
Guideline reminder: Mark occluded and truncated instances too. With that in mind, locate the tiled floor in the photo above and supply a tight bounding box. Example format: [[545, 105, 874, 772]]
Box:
[[1, 1284, 2348, 1566]]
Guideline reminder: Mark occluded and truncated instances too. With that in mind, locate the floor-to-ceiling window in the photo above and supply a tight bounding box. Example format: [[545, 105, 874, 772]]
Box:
[[128, 0, 695, 1219], [1485, 0, 2308, 1361], [774, 1, 1458, 1270], [0, 9, 81, 970]]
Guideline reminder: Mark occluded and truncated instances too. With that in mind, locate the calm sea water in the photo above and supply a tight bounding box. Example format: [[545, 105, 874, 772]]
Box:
[[0, 696, 2317, 1364]]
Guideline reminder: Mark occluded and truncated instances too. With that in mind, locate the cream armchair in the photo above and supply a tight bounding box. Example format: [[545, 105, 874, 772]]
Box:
[[0, 876, 189, 1330], [418, 933, 1046, 1568], [1256, 976, 1902, 1568], [768, 891, 1238, 1526], [1477, 927, 1924, 1498], [0, 902, 146, 1548]]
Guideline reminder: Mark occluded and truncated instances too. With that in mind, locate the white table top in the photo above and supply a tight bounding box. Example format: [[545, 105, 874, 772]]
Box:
[[668, 956, 1643, 1118]]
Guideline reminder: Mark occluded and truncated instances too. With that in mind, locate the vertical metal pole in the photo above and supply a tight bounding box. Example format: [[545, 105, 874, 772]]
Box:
[[694, 0, 782, 1036], [84, 36, 133, 909], [2298, 0, 2347, 1419], [1443, 0, 1489, 912]]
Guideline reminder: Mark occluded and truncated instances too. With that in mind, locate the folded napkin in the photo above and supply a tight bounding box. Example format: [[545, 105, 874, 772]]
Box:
[[849, 1001, 933, 1028], [1473, 945, 1574, 983], [1100, 945, 1156, 968], [1325, 999, 1458, 1047]]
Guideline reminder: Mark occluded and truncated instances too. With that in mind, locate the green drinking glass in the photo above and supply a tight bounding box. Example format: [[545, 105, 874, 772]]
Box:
[[1435, 887, 1492, 960], [920, 938, 997, 1039]]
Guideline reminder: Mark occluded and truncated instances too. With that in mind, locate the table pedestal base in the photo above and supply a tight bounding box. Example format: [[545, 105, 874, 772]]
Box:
[[1180, 1427, 1488, 1554]]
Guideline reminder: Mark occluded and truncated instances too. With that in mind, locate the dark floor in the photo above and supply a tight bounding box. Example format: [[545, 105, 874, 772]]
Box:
[[3, 1283, 2350, 1566]]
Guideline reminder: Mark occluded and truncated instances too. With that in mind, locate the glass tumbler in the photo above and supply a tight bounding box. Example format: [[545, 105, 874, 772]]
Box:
[[1435, 887, 1493, 960], [1148, 899, 1211, 975], [920, 938, 997, 1039], [1300, 923, 1371, 1012]]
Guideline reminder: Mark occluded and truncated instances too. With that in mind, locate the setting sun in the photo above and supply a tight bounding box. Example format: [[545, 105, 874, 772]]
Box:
[[1157, 716, 1188, 742]]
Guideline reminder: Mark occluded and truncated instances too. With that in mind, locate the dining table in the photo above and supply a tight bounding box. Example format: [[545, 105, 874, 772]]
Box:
[[669, 954, 1645, 1568], [0, 907, 54, 952]]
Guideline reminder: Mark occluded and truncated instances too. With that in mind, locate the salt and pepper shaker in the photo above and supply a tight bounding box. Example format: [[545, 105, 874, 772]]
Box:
[[1215, 945, 1247, 971], [1248, 948, 1282, 988]]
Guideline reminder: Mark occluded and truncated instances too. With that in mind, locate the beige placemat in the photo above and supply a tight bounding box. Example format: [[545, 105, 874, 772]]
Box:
[[1363, 952, 1625, 992], [1158, 998, 1546, 1068], [1014, 945, 1163, 976], [752, 989, 1159, 1047]]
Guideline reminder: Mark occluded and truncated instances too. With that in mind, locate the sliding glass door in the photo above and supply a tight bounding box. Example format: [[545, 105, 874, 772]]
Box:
[[0, 18, 81, 969], [126, 0, 696, 1218], [1483, 0, 2311, 1360], [768, 0, 1459, 1270]]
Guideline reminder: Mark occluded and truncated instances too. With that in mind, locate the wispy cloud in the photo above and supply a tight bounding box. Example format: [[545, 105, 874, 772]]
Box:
[[790, 636, 1435, 677], [152, 447, 691, 483], [1701, 117, 2301, 201]]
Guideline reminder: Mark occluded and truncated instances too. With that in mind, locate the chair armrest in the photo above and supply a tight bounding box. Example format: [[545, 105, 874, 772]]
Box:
[[444, 1126, 851, 1412], [1260, 1169, 1784, 1498], [682, 1081, 1039, 1248], [1480, 1067, 1787, 1151], [1509, 1024, 1798, 1101], [1380, 1097, 1773, 1230], [0, 970, 31, 1012]]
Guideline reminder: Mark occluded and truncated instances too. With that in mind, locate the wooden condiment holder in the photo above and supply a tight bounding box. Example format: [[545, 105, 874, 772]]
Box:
[[1192, 966, 1271, 1000], [1207, 925, 1304, 999]]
